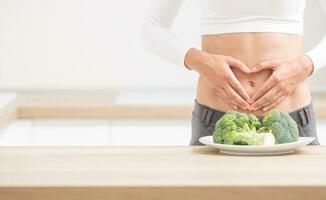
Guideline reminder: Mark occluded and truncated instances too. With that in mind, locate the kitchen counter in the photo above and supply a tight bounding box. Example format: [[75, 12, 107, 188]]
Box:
[[0, 91, 326, 120], [17, 91, 193, 118], [14, 91, 326, 118], [0, 146, 326, 200]]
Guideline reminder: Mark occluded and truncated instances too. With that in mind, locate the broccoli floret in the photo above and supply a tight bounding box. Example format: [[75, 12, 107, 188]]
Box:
[[213, 111, 267, 145], [213, 109, 298, 145], [262, 109, 299, 144]]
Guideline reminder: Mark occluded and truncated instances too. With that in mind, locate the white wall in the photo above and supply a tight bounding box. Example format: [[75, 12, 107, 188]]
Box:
[[304, 0, 326, 90], [0, 0, 325, 90]]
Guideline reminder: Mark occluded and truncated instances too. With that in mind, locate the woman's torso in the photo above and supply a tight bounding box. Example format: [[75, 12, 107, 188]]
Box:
[[197, 32, 311, 116]]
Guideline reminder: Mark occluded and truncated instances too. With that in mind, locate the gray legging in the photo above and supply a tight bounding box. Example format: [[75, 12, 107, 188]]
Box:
[[190, 100, 320, 145]]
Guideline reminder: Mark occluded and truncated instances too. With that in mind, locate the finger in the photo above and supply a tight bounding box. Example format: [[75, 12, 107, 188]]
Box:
[[252, 88, 279, 111], [227, 73, 251, 102], [251, 75, 277, 102], [230, 100, 239, 110], [251, 87, 280, 111], [259, 90, 283, 108], [262, 94, 287, 112], [227, 57, 250, 73], [216, 89, 239, 110], [222, 92, 242, 110], [251, 60, 281, 73], [223, 84, 250, 110]]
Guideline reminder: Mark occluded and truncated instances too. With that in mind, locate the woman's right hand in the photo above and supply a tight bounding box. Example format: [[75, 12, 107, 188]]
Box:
[[185, 48, 251, 110]]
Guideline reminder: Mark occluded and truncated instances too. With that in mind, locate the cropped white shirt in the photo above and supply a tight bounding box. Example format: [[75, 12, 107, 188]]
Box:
[[141, 0, 326, 74]]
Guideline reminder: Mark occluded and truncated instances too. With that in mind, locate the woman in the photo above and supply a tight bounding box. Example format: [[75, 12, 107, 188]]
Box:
[[142, 0, 325, 145]]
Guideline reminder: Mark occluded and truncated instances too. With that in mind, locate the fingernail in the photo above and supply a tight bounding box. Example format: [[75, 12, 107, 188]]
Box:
[[263, 107, 267, 112], [251, 67, 256, 72], [233, 106, 238, 110]]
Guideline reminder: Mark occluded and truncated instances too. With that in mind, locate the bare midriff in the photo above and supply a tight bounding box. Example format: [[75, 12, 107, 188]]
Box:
[[197, 32, 311, 116]]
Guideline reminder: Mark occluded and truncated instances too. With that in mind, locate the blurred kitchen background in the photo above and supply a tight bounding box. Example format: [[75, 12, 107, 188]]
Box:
[[0, 0, 325, 146]]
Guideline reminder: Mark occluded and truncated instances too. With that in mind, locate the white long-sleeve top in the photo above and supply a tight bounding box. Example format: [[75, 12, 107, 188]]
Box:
[[141, 0, 326, 74]]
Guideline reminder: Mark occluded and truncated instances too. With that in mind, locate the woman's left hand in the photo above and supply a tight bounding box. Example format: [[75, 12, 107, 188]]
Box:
[[249, 55, 314, 112]]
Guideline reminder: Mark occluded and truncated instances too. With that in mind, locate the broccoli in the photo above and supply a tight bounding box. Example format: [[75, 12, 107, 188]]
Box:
[[213, 111, 273, 145], [213, 109, 298, 145], [262, 109, 299, 144]]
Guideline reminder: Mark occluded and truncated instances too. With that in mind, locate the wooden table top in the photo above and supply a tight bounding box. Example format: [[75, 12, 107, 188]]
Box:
[[1, 146, 326, 187], [1, 146, 326, 200]]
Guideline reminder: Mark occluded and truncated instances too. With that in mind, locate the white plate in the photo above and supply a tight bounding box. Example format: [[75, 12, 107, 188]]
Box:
[[199, 136, 315, 156]]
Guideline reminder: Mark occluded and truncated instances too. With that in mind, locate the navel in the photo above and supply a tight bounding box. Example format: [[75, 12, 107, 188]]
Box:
[[248, 80, 254, 87]]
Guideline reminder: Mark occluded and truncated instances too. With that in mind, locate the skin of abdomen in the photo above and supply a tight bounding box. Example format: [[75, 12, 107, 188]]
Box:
[[197, 32, 311, 116]]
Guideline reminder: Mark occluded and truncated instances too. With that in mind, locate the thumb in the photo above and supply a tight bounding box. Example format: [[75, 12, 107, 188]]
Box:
[[251, 60, 281, 73], [227, 57, 250, 73]]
